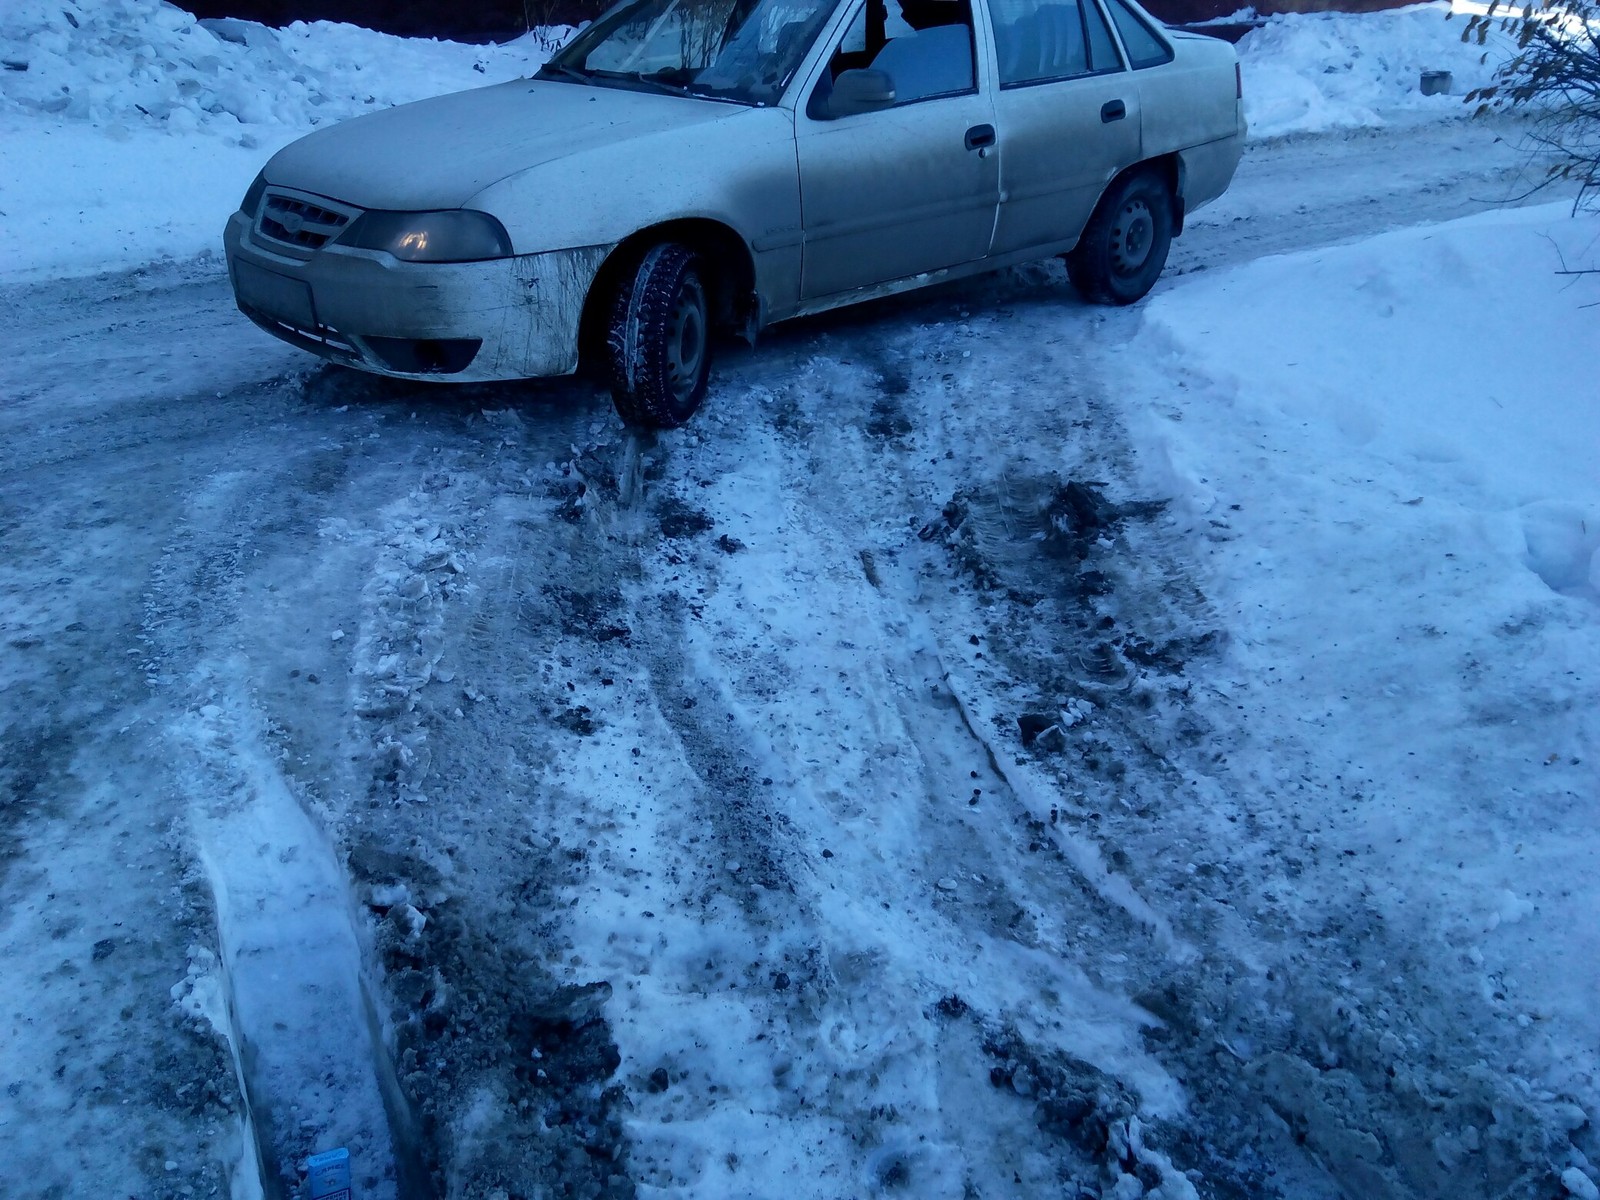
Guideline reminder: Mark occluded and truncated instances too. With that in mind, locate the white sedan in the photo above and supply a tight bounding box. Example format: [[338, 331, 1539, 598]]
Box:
[[224, 0, 1244, 427]]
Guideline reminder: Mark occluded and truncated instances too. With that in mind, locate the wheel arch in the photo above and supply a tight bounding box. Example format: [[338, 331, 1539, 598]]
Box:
[[1147, 152, 1185, 236], [578, 218, 758, 378], [1095, 153, 1185, 240]]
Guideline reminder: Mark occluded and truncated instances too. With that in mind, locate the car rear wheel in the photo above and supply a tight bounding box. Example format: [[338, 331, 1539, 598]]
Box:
[[1065, 169, 1175, 306], [606, 243, 712, 429]]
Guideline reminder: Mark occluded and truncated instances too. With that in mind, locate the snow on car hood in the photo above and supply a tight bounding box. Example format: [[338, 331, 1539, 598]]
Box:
[[262, 79, 739, 211]]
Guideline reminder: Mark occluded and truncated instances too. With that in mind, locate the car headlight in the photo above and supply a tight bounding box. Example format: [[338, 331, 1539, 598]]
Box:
[[240, 171, 267, 217], [341, 210, 513, 262]]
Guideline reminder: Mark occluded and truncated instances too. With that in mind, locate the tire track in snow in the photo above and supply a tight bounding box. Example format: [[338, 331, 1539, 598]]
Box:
[[633, 584, 801, 907], [305, 401, 643, 1199], [142, 432, 431, 1200], [614, 331, 1275, 1196], [528, 411, 1206, 1197], [0, 318, 325, 1199], [176, 689, 421, 1200]]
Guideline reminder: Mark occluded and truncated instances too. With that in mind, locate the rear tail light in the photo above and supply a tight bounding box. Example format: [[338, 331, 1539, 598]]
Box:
[[1236, 62, 1243, 99]]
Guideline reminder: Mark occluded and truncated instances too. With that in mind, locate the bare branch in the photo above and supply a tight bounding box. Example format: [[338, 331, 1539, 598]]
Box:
[[1471, 0, 1600, 202]]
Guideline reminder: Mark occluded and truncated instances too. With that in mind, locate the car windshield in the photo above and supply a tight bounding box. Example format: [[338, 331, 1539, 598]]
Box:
[[541, 0, 841, 105]]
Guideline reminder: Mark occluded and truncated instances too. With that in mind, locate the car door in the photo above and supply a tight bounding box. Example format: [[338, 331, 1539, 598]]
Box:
[[794, 0, 1000, 301], [984, 0, 1141, 257]]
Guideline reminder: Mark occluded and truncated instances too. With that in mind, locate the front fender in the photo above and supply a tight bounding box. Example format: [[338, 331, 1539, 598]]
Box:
[[468, 105, 803, 313]]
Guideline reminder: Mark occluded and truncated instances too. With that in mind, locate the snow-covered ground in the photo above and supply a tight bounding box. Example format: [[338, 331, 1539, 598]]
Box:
[[1128, 199, 1600, 1177], [2, 2, 1598, 1199]]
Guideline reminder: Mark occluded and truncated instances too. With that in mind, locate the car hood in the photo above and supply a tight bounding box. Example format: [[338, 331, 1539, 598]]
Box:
[[263, 79, 742, 211]]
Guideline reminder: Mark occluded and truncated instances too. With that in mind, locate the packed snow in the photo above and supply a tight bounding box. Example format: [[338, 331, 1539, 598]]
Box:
[[2, 1, 1598, 1199]]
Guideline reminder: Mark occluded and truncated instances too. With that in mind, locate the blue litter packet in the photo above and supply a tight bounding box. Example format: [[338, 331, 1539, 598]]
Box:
[[306, 1147, 352, 1200]]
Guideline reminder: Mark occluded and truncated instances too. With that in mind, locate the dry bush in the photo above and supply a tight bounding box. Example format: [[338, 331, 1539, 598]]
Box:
[[1460, 0, 1600, 207]]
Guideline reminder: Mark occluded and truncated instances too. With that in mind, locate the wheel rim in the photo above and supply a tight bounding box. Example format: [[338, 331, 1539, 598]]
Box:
[[666, 277, 707, 404], [1109, 197, 1155, 277]]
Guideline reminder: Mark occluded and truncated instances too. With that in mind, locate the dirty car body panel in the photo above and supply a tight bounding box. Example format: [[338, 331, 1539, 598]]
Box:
[[222, 0, 1243, 390]]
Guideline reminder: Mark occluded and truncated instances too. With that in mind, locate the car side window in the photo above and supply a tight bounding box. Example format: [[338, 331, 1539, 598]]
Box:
[[817, 0, 977, 108], [992, 0, 1122, 87], [1103, 0, 1172, 69], [1082, 0, 1122, 73]]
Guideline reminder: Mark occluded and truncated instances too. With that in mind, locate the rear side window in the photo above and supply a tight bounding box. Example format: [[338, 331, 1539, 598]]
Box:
[[1103, 0, 1171, 69], [992, 0, 1122, 87], [1082, 0, 1121, 72]]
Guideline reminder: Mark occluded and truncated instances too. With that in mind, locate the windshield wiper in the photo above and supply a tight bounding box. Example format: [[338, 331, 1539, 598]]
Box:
[[615, 70, 757, 105], [595, 69, 698, 98], [535, 64, 596, 84], [539, 65, 747, 104]]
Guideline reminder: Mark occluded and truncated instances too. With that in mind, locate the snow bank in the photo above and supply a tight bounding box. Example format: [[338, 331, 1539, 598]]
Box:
[[0, 0, 565, 282], [1150, 202, 1599, 535], [1238, 2, 1503, 138], [0, 0, 562, 135], [0, 111, 266, 280], [1128, 203, 1600, 1097]]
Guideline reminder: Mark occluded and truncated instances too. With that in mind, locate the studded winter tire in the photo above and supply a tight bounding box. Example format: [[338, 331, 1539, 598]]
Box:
[[606, 243, 712, 429]]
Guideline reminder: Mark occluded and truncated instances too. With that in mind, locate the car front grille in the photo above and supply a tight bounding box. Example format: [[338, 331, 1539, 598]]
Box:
[[258, 193, 352, 250]]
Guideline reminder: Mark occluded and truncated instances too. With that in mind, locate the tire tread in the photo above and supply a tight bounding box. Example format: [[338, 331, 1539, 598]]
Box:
[[605, 243, 708, 429]]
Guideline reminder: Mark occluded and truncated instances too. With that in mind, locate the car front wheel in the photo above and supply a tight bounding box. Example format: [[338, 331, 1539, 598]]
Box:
[[1065, 169, 1175, 306], [606, 243, 712, 429]]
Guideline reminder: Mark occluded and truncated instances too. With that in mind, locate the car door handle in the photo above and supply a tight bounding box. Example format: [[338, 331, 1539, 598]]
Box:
[[1101, 100, 1127, 123], [965, 124, 996, 151]]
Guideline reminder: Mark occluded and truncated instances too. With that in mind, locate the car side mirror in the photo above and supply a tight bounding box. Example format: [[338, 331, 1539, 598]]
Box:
[[824, 69, 895, 118]]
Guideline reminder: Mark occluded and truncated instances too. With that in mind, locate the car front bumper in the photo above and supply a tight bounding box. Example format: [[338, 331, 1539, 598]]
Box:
[[223, 209, 611, 383]]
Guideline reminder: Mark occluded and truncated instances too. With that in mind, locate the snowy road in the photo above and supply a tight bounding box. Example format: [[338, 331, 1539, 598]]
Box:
[[0, 116, 1589, 1200]]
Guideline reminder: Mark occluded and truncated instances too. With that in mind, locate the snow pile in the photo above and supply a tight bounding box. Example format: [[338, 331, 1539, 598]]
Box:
[[0, 0, 563, 137], [1149, 202, 1599, 540], [1237, 2, 1503, 137], [0, 0, 566, 282], [1143, 202, 1599, 551], [1129, 202, 1600, 1100]]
